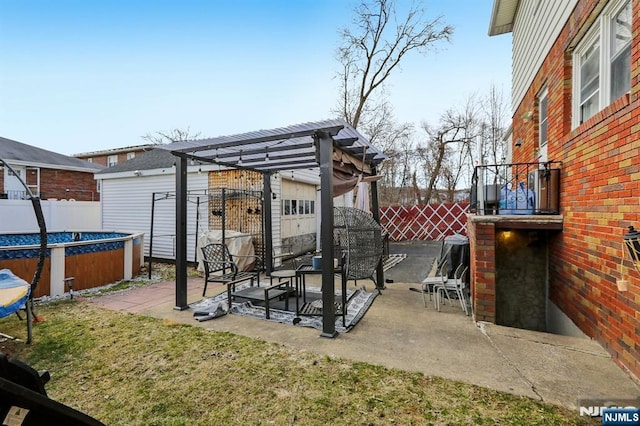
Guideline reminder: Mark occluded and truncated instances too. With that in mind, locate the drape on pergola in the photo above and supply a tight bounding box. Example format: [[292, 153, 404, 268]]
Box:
[[156, 118, 387, 338]]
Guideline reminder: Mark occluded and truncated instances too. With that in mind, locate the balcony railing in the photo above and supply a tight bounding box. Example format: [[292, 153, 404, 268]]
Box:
[[470, 161, 562, 215], [0, 190, 36, 200]]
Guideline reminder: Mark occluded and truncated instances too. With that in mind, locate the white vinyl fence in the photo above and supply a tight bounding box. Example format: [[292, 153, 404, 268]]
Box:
[[0, 199, 101, 233]]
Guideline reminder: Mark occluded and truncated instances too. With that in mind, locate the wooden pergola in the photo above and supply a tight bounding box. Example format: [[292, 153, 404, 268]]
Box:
[[157, 118, 387, 337]]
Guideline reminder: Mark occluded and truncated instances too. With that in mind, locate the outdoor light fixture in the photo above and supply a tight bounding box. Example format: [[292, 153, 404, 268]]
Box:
[[238, 150, 243, 166], [264, 146, 270, 163], [522, 110, 533, 122], [515, 139, 523, 147]]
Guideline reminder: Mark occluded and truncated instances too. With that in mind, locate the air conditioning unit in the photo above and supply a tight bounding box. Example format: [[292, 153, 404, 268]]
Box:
[[528, 168, 560, 214]]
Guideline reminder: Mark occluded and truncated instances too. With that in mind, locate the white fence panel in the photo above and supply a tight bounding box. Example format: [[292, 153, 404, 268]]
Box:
[[0, 200, 101, 233]]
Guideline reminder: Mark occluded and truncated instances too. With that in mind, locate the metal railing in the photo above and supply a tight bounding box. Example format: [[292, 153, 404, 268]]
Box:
[[0, 190, 37, 200], [470, 161, 562, 215]]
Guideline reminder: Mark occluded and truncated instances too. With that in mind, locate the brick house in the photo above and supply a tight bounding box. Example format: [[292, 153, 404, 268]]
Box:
[[469, 0, 639, 380], [73, 144, 156, 168], [0, 137, 103, 201]]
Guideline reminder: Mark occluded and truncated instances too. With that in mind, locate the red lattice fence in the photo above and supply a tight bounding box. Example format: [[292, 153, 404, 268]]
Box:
[[380, 202, 469, 241]]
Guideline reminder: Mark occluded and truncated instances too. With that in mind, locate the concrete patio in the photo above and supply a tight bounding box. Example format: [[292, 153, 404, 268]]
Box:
[[89, 241, 640, 412]]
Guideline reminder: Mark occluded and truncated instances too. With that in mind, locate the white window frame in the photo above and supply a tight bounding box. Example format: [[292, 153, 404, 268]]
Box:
[[126, 152, 135, 160], [107, 154, 118, 167], [538, 87, 548, 147], [572, 0, 631, 128], [537, 87, 549, 162]]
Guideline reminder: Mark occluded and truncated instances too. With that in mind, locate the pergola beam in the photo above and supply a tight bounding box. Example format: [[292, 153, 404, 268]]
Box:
[[169, 125, 344, 154]]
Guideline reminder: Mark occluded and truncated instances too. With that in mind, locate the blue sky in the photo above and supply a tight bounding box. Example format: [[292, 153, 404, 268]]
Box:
[[0, 0, 511, 156]]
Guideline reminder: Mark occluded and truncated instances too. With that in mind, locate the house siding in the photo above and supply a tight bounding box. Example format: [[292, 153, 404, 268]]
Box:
[[101, 173, 208, 262], [511, 0, 578, 113], [509, 0, 639, 379]]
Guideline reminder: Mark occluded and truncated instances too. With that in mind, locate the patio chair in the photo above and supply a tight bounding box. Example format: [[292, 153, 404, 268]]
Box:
[[420, 259, 448, 308], [200, 243, 261, 297], [333, 207, 383, 287], [434, 264, 469, 314]]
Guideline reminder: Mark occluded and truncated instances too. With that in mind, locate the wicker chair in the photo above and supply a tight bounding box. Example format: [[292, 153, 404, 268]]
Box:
[[333, 207, 383, 286]]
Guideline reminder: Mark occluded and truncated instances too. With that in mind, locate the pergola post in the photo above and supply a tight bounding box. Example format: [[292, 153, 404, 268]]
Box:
[[174, 156, 188, 310], [370, 165, 385, 290], [263, 172, 274, 274], [318, 131, 337, 338]]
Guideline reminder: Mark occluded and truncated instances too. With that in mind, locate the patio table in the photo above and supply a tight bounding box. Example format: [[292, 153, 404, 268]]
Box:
[[295, 264, 347, 326]]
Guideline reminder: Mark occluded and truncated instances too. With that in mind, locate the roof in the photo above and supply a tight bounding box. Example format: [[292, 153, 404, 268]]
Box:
[[488, 0, 520, 36], [0, 137, 104, 172], [73, 144, 157, 158], [155, 118, 387, 174], [95, 148, 175, 174]]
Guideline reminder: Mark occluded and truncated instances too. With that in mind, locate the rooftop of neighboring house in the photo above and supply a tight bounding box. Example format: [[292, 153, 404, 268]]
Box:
[[95, 148, 175, 174], [73, 144, 157, 158], [0, 136, 103, 172]]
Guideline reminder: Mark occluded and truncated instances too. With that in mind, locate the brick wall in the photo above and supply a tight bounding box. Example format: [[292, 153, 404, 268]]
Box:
[[468, 219, 496, 323], [40, 168, 99, 201], [509, 0, 640, 379], [76, 148, 149, 167]]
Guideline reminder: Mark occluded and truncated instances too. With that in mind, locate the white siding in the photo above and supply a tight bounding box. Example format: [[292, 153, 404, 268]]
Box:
[[290, 168, 320, 185], [100, 173, 209, 261], [511, 0, 577, 111], [269, 173, 283, 253]]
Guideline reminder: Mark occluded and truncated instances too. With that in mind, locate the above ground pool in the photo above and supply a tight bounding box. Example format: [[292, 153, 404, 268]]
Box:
[[0, 231, 144, 298]]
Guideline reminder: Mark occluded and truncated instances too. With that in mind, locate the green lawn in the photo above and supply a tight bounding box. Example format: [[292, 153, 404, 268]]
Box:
[[0, 300, 598, 425]]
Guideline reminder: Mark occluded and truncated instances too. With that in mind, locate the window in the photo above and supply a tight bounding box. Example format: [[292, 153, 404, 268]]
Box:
[[126, 152, 136, 160], [573, 0, 631, 126], [282, 199, 315, 216], [87, 158, 93, 163], [107, 154, 118, 167], [538, 88, 548, 147], [611, 2, 632, 100]]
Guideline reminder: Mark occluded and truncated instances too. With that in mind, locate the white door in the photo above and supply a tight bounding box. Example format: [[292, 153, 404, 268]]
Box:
[[4, 165, 26, 199]]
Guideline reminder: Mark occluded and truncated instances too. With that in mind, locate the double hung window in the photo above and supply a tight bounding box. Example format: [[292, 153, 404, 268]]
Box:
[[573, 0, 631, 126]]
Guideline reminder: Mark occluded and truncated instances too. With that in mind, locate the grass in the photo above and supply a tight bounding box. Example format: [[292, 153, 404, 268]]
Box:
[[0, 300, 598, 425]]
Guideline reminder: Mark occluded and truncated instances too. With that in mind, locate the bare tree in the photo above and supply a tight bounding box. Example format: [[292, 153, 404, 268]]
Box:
[[334, 0, 453, 130], [478, 84, 508, 166], [419, 103, 476, 202], [141, 127, 201, 144], [333, 0, 452, 206], [411, 87, 507, 205]]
